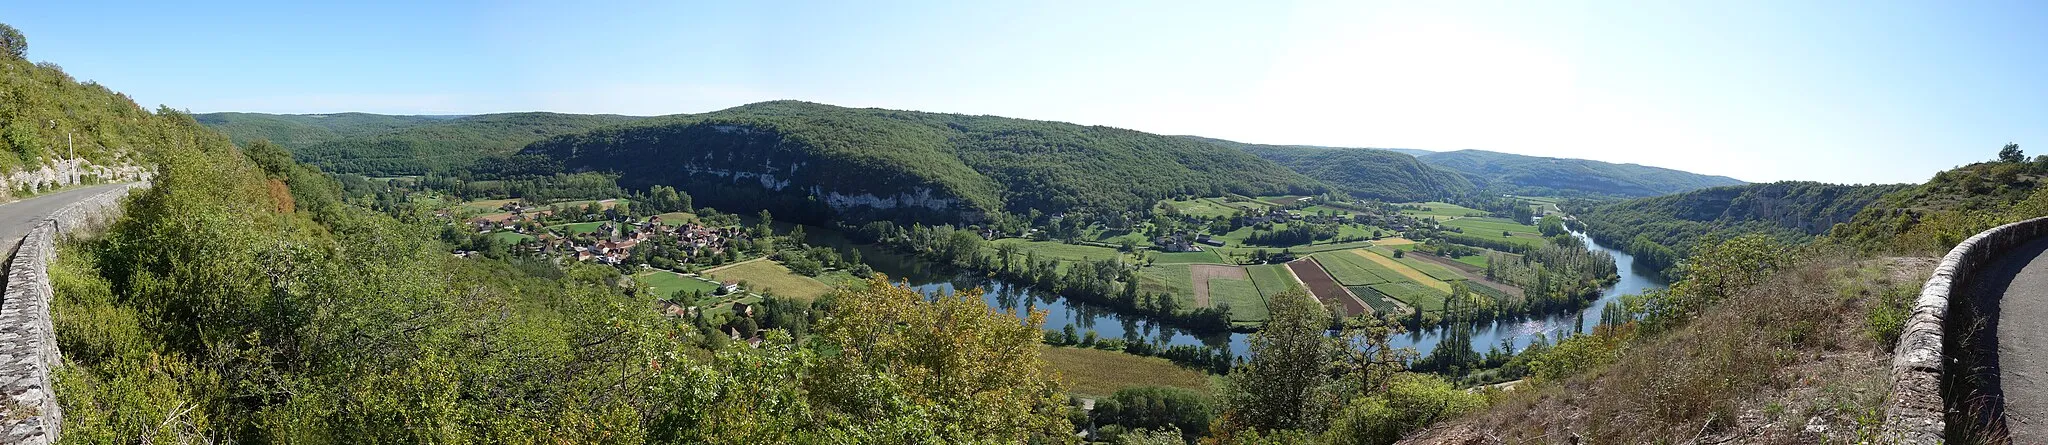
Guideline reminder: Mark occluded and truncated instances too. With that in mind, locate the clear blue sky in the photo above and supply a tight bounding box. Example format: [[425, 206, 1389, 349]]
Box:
[[10, 0, 2044, 184]]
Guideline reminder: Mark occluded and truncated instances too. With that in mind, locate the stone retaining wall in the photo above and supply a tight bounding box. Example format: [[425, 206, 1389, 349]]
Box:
[[1885, 216, 2048, 444], [0, 183, 143, 445]]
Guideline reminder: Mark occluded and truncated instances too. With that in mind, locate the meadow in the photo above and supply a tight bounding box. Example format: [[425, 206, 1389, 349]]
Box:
[[706, 260, 846, 300], [1039, 346, 1213, 398], [634, 269, 721, 298]]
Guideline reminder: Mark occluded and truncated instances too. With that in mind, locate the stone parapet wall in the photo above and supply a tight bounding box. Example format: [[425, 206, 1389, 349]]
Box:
[[0, 183, 143, 445], [1885, 216, 2048, 444]]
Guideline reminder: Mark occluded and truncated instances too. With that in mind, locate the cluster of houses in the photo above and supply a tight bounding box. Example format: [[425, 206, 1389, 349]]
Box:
[[454, 200, 749, 267], [1154, 230, 1227, 252]]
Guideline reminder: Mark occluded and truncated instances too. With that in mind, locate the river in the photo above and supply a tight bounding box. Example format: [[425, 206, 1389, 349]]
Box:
[[803, 224, 1664, 359]]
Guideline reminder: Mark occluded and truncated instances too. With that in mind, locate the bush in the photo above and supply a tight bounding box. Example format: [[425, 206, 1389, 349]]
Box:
[[1322, 373, 1486, 445]]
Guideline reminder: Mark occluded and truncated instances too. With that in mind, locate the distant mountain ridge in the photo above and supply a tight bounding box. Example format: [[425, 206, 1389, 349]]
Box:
[[1184, 137, 1471, 202], [198, 112, 644, 175], [1417, 149, 1746, 198]]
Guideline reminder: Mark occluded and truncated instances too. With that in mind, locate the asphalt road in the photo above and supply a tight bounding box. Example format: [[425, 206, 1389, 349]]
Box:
[[1971, 237, 2048, 441], [0, 184, 131, 260]]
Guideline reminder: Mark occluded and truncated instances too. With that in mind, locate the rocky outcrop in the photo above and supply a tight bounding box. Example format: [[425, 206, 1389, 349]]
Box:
[[0, 183, 143, 445], [0, 160, 152, 201], [1885, 216, 2048, 444]]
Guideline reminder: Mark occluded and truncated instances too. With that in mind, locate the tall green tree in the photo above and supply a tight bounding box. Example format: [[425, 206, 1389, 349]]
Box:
[[0, 23, 23, 59], [1222, 288, 1335, 433], [2001, 142, 2026, 163]]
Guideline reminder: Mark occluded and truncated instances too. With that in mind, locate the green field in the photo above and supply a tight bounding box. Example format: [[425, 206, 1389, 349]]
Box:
[[1347, 285, 1406, 314], [1205, 278, 1268, 322], [1452, 254, 1489, 269], [1084, 227, 1151, 246], [1246, 264, 1300, 298], [635, 270, 720, 298], [1395, 256, 1466, 282], [1370, 282, 1449, 311], [1397, 201, 1488, 218], [647, 212, 699, 224], [706, 260, 842, 300], [1136, 264, 1196, 308], [488, 231, 534, 244], [1309, 252, 1391, 286], [456, 198, 520, 214], [990, 238, 1128, 266], [1151, 250, 1227, 264], [1441, 217, 1547, 248], [548, 221, 609, 235], [1040, 346, 1213, 398]]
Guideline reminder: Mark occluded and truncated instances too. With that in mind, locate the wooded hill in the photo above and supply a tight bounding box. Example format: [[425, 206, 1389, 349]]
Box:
[[198, 112, 644, 175], [520, 100, 1324, 222], [1188, 136, 1474, 202], [0, 25, 195, 197], [1568, 181, 1909, 275], [1418, 149, 1746, 198], [1832, 147, 2048, 254]]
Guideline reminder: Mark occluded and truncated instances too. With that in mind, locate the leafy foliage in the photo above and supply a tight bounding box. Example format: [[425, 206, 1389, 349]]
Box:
[[1418, 149, 1745, 198], [1189, 136, 1473, 202]]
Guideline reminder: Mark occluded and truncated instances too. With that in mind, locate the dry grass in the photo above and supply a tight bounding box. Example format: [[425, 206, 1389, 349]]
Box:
[[1039, 346, 1213, 398], [1401, 254, 1934, 444]]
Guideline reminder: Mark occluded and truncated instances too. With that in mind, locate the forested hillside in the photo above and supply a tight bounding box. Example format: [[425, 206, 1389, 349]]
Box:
[[0, 24, 158, 198], [1418, 149, 1745, 198], [521, 100, 1323, 222], [199, 112, 643, 175], [194, 112, 453, 147], [1568, 181, 1907, 275], [1191, 137, 1474, 202]]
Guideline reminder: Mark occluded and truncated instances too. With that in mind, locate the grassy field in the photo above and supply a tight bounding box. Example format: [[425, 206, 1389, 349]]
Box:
[[488, 231, 533, 245], [1397, 201, 1488, 218], [1040, 346, 1212, 398], [548, 221, 609, 235], [1395, 256, 1466, 282], [1206, 278, 1268, 322], [990, 238, 1128, 266], [634, 270, 721, 298], [1151, 250, 1227, 264], [1442, 217, 1547, 249], [1246, 264, 1300, 298], [1452, 254, 1489, 269], [1084, 227, 1151, 246], [1309, 251, 1391, 286], [648, 212, 699, 224], [1351, 249, 1454, 293], [706, 260, 840, 300], [1137, 264, 1195, 304], [1371, 281, 1449, 311], [456, 198, 520, 214], [1347, 285, 1407, 314]]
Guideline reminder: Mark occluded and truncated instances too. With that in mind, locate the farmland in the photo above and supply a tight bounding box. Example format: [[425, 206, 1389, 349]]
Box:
[[1040, 346, 1213, 398], [1206, 278, 1268, 323], [1398, 201, 1488, 218], [1308, 251, 1391, 286], [1350, 249, 1454, 293], [705, 260, 845, 300], [1246, 264, 1300, 299], [1151, 249, 1228, 264], [1370, 281, 1449, 311], [633, 269, 720, 298], [1286, 259, 1368, 317]]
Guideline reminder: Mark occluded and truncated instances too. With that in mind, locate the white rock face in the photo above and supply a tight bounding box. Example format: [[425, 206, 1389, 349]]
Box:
[[0, 160, 152, 201]]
